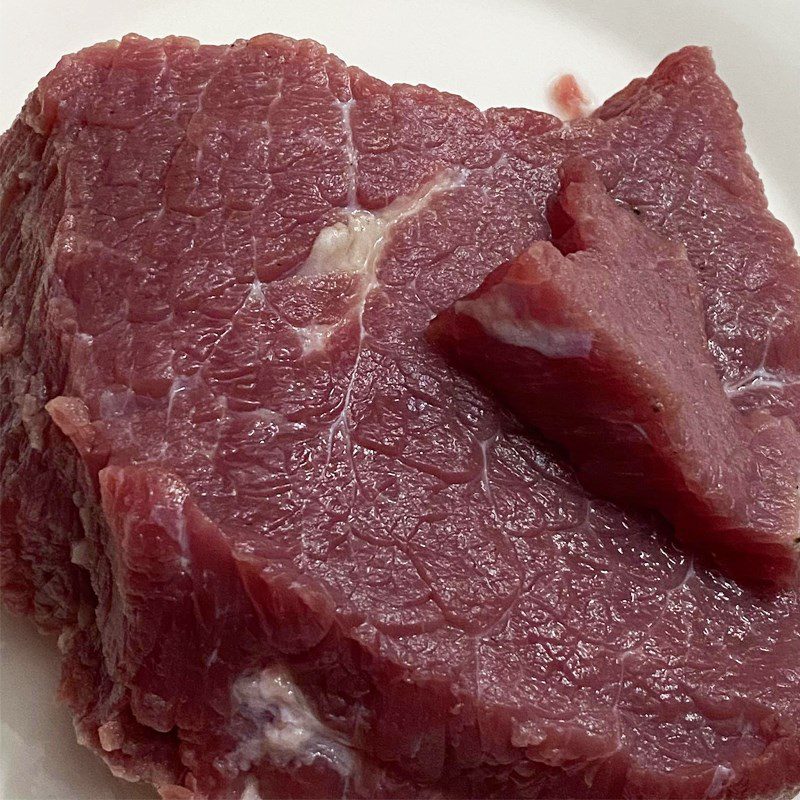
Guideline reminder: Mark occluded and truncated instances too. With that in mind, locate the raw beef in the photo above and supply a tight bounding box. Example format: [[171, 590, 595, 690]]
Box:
[[430, 157, 800, 587], [2, 34, 800, 800], [549, 75, 589, 120]]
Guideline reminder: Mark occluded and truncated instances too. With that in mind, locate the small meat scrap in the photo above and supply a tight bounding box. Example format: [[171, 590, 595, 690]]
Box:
[[550, 74, 591, 119], [431, 157, 800, 587]]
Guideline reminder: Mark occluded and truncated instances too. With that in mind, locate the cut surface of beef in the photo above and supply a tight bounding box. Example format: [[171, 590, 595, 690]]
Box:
[[430, 157, 800, 587], [2, 33, 800, 800]]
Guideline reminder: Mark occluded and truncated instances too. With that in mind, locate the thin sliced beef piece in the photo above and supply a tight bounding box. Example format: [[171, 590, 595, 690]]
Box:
[[2, 35, 800, 800], [430, 157, 800, 587]]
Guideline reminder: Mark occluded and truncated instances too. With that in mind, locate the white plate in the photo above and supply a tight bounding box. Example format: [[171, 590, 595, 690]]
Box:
[[1, 1, 799, 798]]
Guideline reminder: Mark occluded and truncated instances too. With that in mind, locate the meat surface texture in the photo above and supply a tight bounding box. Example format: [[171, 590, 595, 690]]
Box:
[[430, 157, 800, 587], [2, 33, 800, 800]]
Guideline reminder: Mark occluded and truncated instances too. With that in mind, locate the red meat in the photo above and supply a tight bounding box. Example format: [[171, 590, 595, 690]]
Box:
[[1, 35, 799, 799], [430, 157, 800, 586]]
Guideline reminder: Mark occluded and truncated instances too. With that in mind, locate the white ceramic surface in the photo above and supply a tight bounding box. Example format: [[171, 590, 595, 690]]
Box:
[[1, 1, 798, 798]]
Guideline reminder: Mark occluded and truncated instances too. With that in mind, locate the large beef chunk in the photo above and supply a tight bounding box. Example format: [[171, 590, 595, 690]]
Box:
[[430, 157, 800, 587], [2, 34, 799, 799]]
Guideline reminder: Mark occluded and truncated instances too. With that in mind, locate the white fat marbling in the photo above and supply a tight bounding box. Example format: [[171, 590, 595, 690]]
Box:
[[295, 322, 338, 355], [724, 366, 797, 397], [240, 776, 262, 800], [228, 666, 353, 777], [292, 169, 466, 362], [338, 98, 358, 211], [457, 290, 593, 358], [301, 169, 465, 280], [301, 211, 386, 279]]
